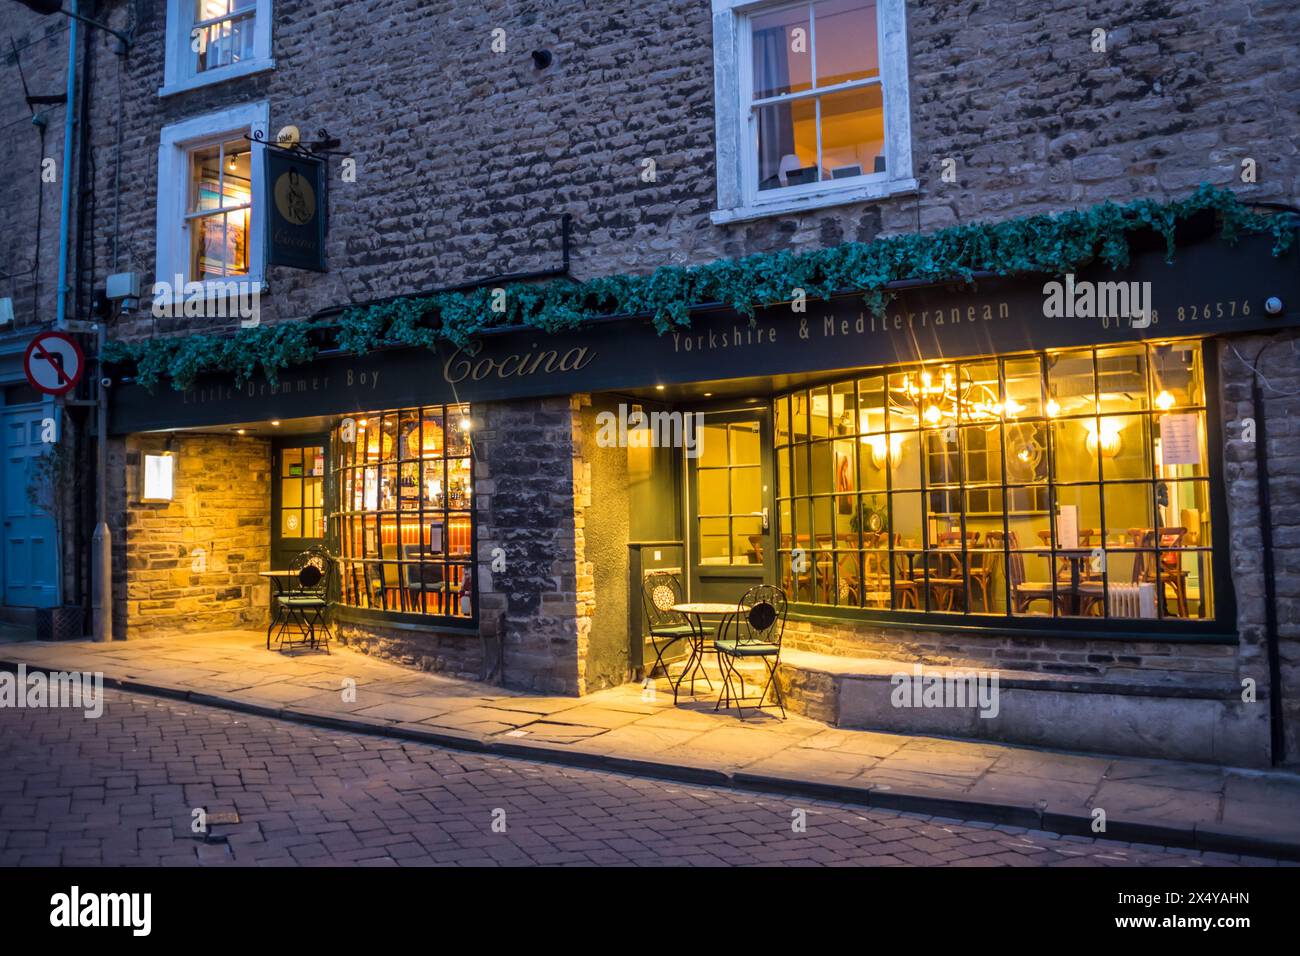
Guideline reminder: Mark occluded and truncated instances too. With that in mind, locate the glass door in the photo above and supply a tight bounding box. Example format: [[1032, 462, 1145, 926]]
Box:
[[271, 437, 327, 569], [688, 408, 774, 603]]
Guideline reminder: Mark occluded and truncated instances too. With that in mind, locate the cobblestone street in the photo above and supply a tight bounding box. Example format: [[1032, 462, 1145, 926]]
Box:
[[0, 691, 1289, 867]]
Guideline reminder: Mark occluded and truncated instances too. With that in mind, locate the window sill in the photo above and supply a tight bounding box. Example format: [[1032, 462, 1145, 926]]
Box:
[[150, 279, 266, 310], [784, 604, 1235, 644], [159, 58, 276, 98], [711, 177, 919, 226]]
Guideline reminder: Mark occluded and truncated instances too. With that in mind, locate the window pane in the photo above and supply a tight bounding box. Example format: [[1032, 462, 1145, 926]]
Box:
[[189, 143, 222, 213], [194, 0, 256, 74], [1096, 346, 1148, 413], [189, 211, 248, 280], [858, 376, 886, 434], [751, 2, 812, 98], [1003, 355, 1043, 419], [814, 0, 879, 87], [1047, 350, 1096, 418], [831, 381, 857, 435], [1150, 343, 1203, 409], [818, 84, 885, 180], [756, 98, 818, 191], [697, 469, 728, 515]]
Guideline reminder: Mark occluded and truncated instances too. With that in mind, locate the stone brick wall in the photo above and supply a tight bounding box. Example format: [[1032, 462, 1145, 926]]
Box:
[[0, 8, 75, 330], [1218, 329, 1300, 764], [781, 618, 1240, 686], [114, 432, 271, 637], [472, 394, 584, 694], [2, 0, 1293, 334]]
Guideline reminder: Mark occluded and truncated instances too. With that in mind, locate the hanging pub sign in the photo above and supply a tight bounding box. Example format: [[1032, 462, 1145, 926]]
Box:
[[264, 146, 327, 272]]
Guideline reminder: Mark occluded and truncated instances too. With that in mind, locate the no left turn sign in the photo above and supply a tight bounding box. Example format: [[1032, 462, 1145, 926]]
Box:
[[24, 331, 85, 397]]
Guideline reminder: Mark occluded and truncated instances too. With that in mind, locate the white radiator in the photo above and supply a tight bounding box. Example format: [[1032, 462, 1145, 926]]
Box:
[[1108, 583, 1157, 618]]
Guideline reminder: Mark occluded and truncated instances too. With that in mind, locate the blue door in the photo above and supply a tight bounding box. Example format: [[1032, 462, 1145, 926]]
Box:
[[2, 405, 59, 608]]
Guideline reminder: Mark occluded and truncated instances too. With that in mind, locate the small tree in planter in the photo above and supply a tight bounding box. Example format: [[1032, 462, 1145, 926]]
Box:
[[27, 440, 84, 640]]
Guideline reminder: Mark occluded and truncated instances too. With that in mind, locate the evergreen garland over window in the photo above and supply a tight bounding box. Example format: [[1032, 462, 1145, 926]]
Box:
[[105, 186, 1294, 392]]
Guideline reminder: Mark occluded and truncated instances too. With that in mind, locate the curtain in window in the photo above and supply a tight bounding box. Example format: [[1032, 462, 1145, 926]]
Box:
[[754, 28, 796, 191]]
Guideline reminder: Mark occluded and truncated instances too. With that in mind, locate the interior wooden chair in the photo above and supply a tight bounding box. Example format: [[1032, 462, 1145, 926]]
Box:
[[927, 531, 979, 611], [1132, 527, 1191, 617], [1000, 531, 1062, 615]]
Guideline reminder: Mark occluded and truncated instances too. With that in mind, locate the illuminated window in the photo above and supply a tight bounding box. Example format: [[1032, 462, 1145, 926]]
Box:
[[711, 0, 916, 224], [774, 343, 1216, 622], [186, 138, 253, 280], [330, 407, 475, 621], [156, 103, 268, 292], [162, 0, 273, 96]]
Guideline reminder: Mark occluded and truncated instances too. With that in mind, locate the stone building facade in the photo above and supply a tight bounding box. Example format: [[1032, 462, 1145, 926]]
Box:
[[1, 0, 1297, 764]]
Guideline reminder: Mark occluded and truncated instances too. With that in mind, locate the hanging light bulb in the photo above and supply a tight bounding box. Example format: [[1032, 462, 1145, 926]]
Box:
[[1155, 389, 1175, 411], [923, 404, 942, 425], [1045, 397, 1061, 417]]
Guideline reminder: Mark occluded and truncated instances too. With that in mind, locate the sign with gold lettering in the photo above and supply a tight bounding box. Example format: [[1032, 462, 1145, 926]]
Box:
[[265, 147, 326, 272], [109, 231, 1300, 434]]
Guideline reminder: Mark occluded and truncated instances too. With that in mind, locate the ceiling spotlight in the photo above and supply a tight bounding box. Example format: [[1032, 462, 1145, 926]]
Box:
[[655, 385, 665, 391], [270, 420, 281, 427]]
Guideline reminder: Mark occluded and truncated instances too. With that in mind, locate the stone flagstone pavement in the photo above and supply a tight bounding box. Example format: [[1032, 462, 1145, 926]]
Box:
[[2, 630, 1298, 858]]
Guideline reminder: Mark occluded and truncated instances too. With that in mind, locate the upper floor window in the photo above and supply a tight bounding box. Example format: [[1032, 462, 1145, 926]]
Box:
[[711, 0, 916, 224], [155, 103, 268, 297], [162, 0, 274, 96]]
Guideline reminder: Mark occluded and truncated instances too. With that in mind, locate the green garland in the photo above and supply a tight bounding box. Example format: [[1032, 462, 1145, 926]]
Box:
[[105, 185, 1294, 391]]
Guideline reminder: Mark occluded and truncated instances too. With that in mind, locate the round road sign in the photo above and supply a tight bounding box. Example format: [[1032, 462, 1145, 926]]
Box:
[[23, 330, 85, 397]]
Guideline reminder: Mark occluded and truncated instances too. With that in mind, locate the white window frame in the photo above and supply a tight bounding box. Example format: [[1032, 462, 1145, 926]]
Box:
[[160, 0, 274, 97], [710, 0, 916, 225], [155, 102, 269, 302]]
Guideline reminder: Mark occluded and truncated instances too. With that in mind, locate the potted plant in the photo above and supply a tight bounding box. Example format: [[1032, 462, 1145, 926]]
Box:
[[27, 441, 84, 641]]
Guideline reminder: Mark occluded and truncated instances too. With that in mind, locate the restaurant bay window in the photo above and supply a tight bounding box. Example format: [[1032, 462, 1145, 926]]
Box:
[[330, 406, 474, 620], [774, 343, 1215, 620]]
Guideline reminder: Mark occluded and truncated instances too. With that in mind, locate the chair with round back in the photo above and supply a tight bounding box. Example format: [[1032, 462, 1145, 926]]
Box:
[[713, 583, 788, 718], [641, 568, 696, 701], [272, 548, 334, 652]]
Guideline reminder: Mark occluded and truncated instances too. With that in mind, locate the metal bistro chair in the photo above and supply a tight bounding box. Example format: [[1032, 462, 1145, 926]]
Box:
[[641, 568, 697, 701], [714, 584, 788, 719], [271, 548, 335, 652]]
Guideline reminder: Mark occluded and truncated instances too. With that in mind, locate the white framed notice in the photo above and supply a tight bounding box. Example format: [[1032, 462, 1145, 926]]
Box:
[[1056, 504, 1079, 550], [141, 453, 175, 503], [1159, 414, 1202, 466]]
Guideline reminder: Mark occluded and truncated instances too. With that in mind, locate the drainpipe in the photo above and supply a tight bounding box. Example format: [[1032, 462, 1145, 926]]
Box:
[[1247, 341, 1285, 765], [53, 0, 78, 329]]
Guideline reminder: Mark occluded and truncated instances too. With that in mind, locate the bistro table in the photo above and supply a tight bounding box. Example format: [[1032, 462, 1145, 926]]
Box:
[[1029, 548, 1094, 616], [669, 602, 747, 702], [260, 569, 321, 649]]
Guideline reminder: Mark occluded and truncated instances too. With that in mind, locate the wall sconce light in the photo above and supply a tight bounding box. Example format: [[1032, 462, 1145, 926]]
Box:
[[863, 434, 904, 470], [141, 451, 175, 502], [1084, 419, 1123, 458]]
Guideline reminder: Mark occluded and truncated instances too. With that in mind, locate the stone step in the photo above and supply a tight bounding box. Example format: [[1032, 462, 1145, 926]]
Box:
[[776, 649, 1266, 767]]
